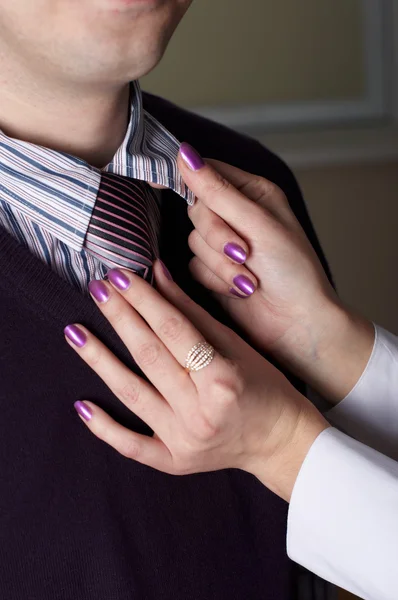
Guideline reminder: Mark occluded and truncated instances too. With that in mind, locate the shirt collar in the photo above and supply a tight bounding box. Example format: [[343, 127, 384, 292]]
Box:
[[0, 81, 194, 252]]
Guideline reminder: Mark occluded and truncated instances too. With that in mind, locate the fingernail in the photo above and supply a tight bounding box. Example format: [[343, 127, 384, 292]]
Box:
[[74, 401, 92, 421], [233, 275, 256, 296], [180, 142, 205, 171], [107, 268, 131, 291], [159, 260, 173, 281], [229, 288, 248, 299], [89, 280, 110, 303], [64, 324, 87, 348], [224, 243, 247, 264]]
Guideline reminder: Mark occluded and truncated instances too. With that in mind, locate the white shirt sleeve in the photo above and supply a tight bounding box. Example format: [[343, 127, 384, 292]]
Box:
[[327, 325, 398, 459], [287, 427, 398, 600]]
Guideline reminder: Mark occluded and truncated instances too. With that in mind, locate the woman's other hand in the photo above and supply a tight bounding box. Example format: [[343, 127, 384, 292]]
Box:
[[179, 144, 374, 404], [64, 262, 327, 501]]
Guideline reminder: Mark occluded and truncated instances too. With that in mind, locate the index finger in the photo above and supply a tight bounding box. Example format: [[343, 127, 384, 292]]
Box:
[[178, 143, 290, 228], [178, 144, 259, 224], [180, 144, 272, 217]]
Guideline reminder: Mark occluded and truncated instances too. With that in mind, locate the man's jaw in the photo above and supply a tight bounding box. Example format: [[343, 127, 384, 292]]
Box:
[[95, 0, 167, 15]]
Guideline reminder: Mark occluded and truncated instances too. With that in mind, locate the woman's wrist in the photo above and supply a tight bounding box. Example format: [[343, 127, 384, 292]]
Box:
[[274, 299, 375, 405], [246, 396, 329, 502]]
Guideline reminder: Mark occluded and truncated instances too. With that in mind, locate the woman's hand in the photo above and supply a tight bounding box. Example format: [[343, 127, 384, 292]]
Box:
[[64, 262, 327, 502], [178, 143, 375, 404]]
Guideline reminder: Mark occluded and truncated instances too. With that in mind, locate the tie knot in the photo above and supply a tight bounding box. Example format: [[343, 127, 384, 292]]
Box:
[[84, 172, 160, 283]]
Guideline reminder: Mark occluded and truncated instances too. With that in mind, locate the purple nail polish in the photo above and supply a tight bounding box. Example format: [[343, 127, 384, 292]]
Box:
[[229, 288, 248, 299], [107, 268, 131, 291], [180, 143, 205, 171], [159, 260, 173, 281], [233, 275, 256, 296], [89, 280, 110, 303], [224, 243, 247, 264], [64, 324, 87, 348], [74, 401, 92, 421]]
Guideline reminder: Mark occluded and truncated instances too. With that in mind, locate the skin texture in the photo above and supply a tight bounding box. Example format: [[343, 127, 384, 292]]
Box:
[[177, 149, 375, 405], [65, 262, 328, 502], [0, 0, 192, 85], [0, 0, 192, 165]]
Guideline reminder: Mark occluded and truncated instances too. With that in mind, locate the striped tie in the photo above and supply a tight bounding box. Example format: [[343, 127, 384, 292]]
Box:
[[85, 172, 160, 283]]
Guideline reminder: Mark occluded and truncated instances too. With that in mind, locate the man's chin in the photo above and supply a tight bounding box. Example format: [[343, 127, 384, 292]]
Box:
[[93, 0, 168, 17], [75, 44, 167, 87], [55, 0, 189, 85]]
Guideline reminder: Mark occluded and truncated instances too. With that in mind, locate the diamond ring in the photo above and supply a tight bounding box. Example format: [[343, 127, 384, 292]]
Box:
[[185, 342, 215, 373]]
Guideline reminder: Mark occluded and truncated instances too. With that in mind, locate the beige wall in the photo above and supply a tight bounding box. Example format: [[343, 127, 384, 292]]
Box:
[[296, 161, 398, 335], [143, 0, 365, 106]]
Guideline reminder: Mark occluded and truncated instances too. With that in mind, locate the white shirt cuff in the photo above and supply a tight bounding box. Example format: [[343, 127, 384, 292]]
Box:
[[287, 427, 398, 600], [327, 325, 398, 458]]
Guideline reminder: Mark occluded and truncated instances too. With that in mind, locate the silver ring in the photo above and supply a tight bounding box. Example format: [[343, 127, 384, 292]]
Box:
[[185, 342, 215, 373]]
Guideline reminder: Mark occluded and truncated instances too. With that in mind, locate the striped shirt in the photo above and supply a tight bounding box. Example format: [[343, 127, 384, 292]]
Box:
[[0, 81, 194, 292]]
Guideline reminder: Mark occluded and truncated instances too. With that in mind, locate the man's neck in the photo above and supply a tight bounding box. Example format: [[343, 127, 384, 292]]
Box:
[[0, 55, 130, 168]]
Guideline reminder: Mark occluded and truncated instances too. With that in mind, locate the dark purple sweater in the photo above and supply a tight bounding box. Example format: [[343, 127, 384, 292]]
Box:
[[0, 93, 331, 600]]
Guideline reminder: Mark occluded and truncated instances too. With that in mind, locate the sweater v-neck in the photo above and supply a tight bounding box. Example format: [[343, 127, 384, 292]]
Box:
[[0, 219, 136, 367], [0, 187, 195, 369]]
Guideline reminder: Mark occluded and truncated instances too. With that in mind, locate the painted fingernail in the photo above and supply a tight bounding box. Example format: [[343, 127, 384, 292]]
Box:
[[74, 401, 92, 421], [107, 268, 131, 291], [233, 275, 256, 296], [180, 142, 205, 171], [89, 280, 110, 303], [224, 243, 247, 264], [64, 324, 87, 348], [159, 260, 173, 281], [229, 288, 248, 298]]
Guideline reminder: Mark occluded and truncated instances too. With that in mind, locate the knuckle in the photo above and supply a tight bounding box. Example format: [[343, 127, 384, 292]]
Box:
[[121, 438, 140, 460], [84, 345, 102, 369], [131, 292, 145, 308], [136, 342, 161, 367], [159, 316, 183, 343], [111, 309, 126, 327], [240, 176, 279, 207], [179, 412, 219, 445], [105, 299, 131, 327], [240, 174, 266, 197], [205, 172, 231, 196], [118, 379, 141, 407], [125, 287, 145, 309], [190, 413, 220, 442], [258, 181, 286, 211], [209, 372, 242, 407], [259, 176, 276, 195]]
